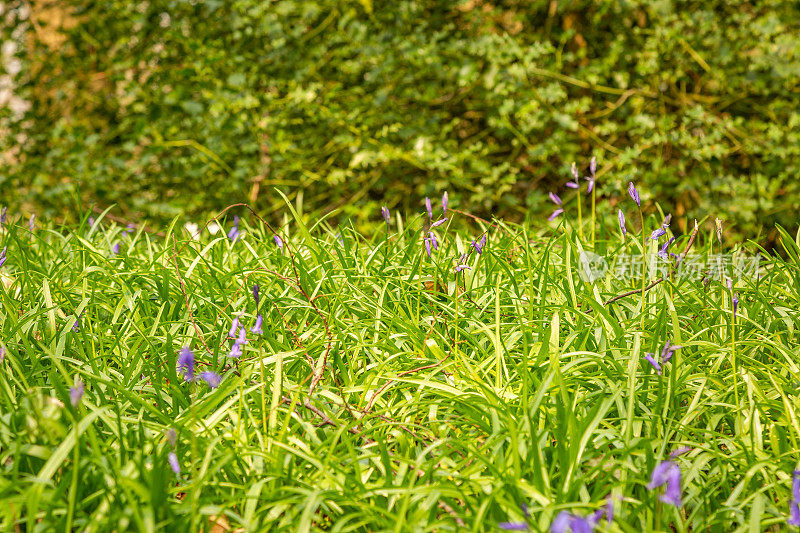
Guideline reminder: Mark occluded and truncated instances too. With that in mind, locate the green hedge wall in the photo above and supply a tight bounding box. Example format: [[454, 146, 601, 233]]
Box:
[[4, 0, 800, 238]]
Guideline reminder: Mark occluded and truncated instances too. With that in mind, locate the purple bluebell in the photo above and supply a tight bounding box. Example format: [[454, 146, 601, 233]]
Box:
[[73, 310, 83, 332], [253, 284, 260, 306], [251, 314, 263, 335], [425, 197, 432, 220], [589, 156, 597, 176], [429, 232, 438, 251], [111, 243, 120, 255], [70, 379, 84, 407], [662, 214, 672, 227], [670, 446, 692, 458], [424, 237, 432, 258], [454, 264, 471, 273], [381, 206, 390, 225], [198, 371, 222, 388], [733, 293, 739, 319], [660, 341, 682, 364], [628, 182, 640, 207], [618, 210, 626, 236], [647, 227, 666, 242], [274, 235, 284, 250], [643, 353, 662, 375], [565, 181, 579, 189], [430, 218, 447, 229], [0, 206, 6, 227], [88, 216, 95, 228], [168, 451, 180, 475], [790, 469, 800, 526], [548, 209, 564, 221], [648, 460, 682, 507], [126, 223, 136, 234], [658, 237, 676, 259], [28, 214, 35, 232], [549, 192, 562, 205], [0, 246, 7, 268], [229, 316, 240, 338], [499, 522, 528, 531], [442, 192, 448, 214], [229, 342, 243, 359], [565, 162, 580, 189], [550, 511, 595, 533], [177, 347, 195, 381], [227, 216, 241, 241], [237, 326, 248, 345]]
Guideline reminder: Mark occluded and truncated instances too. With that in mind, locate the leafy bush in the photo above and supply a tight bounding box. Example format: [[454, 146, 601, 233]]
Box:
[[5, 0, 800, 240]]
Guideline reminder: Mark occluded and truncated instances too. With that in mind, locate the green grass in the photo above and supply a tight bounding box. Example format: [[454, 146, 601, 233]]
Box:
[[0, 204, 799, 532]]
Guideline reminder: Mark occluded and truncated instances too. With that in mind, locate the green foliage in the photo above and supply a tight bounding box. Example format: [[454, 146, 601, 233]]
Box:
[[5, 0, 800, 239], [0, 206, 798, 530]]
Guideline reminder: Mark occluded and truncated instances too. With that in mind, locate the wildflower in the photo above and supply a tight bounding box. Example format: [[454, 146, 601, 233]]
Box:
[[177, 347, 195, 381], [670, 446, 693, 458], [549, 192, 562, 205], [28, 214, 35, 232], [658, 237, 676, 259], [251, 314, 263, 335], [618, 210, 626, 236], [228, 316, 240, 337], [733, 293, 739, 319], [565, 181, 579, 189], [424, 237, 432, 258], [73, 311, 83, 332], [126, 223, 136, 234], [454, 264, 471, 273], [660, 340, 682, 364], [628, 182, 640, 207], [198, 371, 222, 388], [381, 206, 390, 225], [472, 233, 487, 254], [499, 504, 530, 531], [274, 235, 283, 250], [789, 469, 800, 526], [69, 379, 84, 407], [0, 206, 6, 226], [229, 342, 243, 359], [647, 227, 666, 242], [111, 243, 120, 255], [662, 214, 672, 227], [643, 353, 662, 375], [429, 232, 439, 251], [648, 460, 682, 507], [168, 451, 180, 475], [88, 216, 95, 228], [252, 284, 260, 306], [715, 218, 723, 244], [442, 191, 448, 214], [550, 511, 596, 533], [227, 216, 240, 241], [566, 162, 580, 189], [0, 246, 7, 268], [430, 217, 447, 229], [237, 326, 248, 345], [425, 197, 432, 220], [548, 208, 564, 221]]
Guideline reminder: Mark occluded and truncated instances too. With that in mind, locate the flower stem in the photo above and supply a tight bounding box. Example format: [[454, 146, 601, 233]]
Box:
[[640, 210, 647, 332]]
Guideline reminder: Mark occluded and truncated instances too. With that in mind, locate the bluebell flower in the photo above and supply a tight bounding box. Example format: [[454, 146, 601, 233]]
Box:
[[70, 379, 84, 407], [643, 353, 662, 375], [177, 347, 195, 381], [228, 215, 241, 241], [670, 446, 692, 458], [229, 342, 243, 359], [237, 326, 248, 345], [586, 156, 596, 192], [198, 371, 222, 388], [648, 460, 682, 507], [647, 227, 666, 242], [229, 316, 239, 338], [253, 284, 260, 306], [628, 182, 640, 207], [618, 210, 626, 236], [442, 191, 448, 214], [73, 310, 83, 332], [168, 451, 180, 475], [424, 237, 432, 258], [0, 246, 7, 268], [251, 314, 263, 335], [549, 192, 562, 205], [660, 340, 682, 364], [274, 235, 284, 250], [566, 162, 580, 189], [550, 511, 596, 533], [658, 237, 676, 259], [425, 197, 432, 220], [499, 503, 530, 530], [733, 293, 739, 319], [381, 206, 390, 225], [548, 209, 564, 221], [454, 264, 470, 273], [430, 218, 447, 229], [789, 469, 800, 526], [429, 232, 438, 251], [111, 243, 120, 255]]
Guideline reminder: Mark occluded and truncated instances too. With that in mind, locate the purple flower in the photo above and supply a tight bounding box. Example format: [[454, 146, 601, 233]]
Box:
[[111, 243, 120, 255], [499, 522, 529, 531], [198, 371, 222, 388], [670, 446, 693, 458], [648, 460, 682, 507], [0, 206, 6, 225], [589, 156, 597, 176], [274, 235, 284, 250], [252, 284, 260, 306], [425, 197, 432, 220], [549, 192, 562, 205], [566, 181, 579, 189], [237, 326, 248, 345], [429, 232, 438, 251], [548, 209, 564, 221], [790, 470, 800, 526], [662, 214, 672, 227], [660, 341, 682, 364], [88, 216, 95, 228], [647, 227, 666, 242], [228, 226, 240, 241], [73, 310, 83, 332], [442, 191, 448, 214], [229, 342, 243, 359], [28, 214, 35, 232], [618, 210, 626, 236], [550, 511, 595, 533], [70, 379, 84, 407], [424, 237, 432, 258], [168, 451, 180, 475], [0, 246, 7, 269], [658, 237, 676, 259], [229, 316, 240, 338], [733, 293, 739, 319], [381, 206, 390, 225], [177, 347, 195, 381], [454, 264, 471, 273], [643, 353, 662, 375], [251, 314, 263, 335], [430, 217, 447, 229], [472, 233, 487, 254], [628, 182, 640, 207]]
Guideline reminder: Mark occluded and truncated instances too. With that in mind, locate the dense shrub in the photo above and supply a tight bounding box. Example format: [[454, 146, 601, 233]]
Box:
[[4, 0, 800, 239]]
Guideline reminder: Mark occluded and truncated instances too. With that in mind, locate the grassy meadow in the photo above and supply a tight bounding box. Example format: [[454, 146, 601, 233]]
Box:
[[1, 192, 799, 532]]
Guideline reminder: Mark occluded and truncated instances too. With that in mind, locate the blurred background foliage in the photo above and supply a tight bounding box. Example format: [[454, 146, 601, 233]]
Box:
[[2, 0, 800, 240]]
